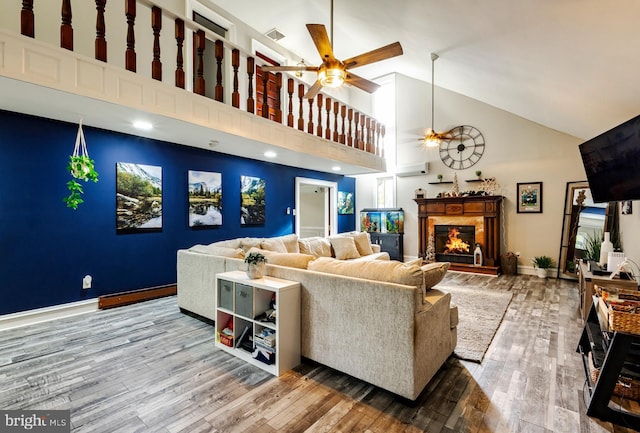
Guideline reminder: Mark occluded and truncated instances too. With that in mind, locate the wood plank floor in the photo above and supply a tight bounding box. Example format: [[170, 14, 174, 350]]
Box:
[[0, 273, 637, 432]]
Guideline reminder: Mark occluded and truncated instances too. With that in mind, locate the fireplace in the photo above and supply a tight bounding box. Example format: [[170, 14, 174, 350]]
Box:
[[414, 195, 503, 275], [435, 225, 475, 264]]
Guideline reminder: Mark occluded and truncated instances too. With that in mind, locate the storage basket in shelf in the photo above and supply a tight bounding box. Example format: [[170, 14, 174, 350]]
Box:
[[597, 288, 640, 335], [218, 332, 233, 347], [588, 351, 640, 401]]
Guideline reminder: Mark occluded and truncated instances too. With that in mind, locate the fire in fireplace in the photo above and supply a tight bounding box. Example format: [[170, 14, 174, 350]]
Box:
[[434, 225, 475, 264]]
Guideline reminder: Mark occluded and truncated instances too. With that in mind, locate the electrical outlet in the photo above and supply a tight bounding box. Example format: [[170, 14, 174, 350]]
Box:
[[82, 275, 92, 289]]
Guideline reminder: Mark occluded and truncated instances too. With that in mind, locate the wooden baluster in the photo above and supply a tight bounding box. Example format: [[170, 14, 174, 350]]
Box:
[[275, 73, 282, 123], [125, 0, 136, 72], [307, 97, 314, 134], [95, 0, 107, 61], [21, 1, 35, 38], [61, 0, 73, 51], [375, 122, 381, 156], [247, 57, 255, 113], [353, 111, 360, 149], [347, 108, 353, 147], [316, 94, 323, 137], [380, 125, 386, 157], [194, 30, 205, 95], [151, 6, 162, 81], [366, 117, 372, 152], [297, 84, 305, 131], [175, 19, 185, 88], [333, 101, 339, 142], [325, 98, 332, 140], [359, 114, 366, 150], [215, 40, 224, 102], [261, 70, 269, 119], [231, 49, 240, 108], [340, 105, 346, 144], [287, 79, 294, 127]]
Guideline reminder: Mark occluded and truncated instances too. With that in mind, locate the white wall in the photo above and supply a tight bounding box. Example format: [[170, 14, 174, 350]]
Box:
[[357, 73, 587, 272]]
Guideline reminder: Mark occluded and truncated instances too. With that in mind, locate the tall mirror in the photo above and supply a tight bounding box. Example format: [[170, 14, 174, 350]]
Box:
[[558, 181, 613, 279]]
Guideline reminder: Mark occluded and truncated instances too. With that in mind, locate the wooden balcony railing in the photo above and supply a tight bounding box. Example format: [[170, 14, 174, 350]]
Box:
[[16, 0, 385, 157]]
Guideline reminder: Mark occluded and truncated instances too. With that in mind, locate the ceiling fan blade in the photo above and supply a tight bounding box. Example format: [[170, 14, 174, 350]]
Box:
[[343, 42, 403, 69], [306, 24, 335, 61], [345, 72, 381, 93], [303, 81, 324, 99], [261, 65, 318, 72]]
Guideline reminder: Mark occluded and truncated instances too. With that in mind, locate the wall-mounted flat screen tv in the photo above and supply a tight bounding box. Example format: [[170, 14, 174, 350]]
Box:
[[579, 114, 640, 203]]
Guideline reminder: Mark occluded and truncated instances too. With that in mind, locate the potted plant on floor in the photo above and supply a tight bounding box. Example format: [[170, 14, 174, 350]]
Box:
[[531, 255, 555, 278], [245, 252, 267, 279]]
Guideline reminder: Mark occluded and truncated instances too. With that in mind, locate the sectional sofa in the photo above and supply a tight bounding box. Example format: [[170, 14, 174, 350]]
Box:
[[176, 232, 457, 400]]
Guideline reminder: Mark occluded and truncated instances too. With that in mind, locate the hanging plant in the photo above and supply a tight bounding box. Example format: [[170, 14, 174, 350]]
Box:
[[63, 120, 99, 210]]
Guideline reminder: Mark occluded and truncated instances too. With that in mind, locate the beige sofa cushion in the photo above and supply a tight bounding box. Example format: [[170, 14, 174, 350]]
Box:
[[260, 237, 287, 253], [329, 236, 361, 260], [247, 247, 315, 269], [421, 262, 450, 289], [341, 231, 374, 256], [299, 237, 333, 257], [275, 233, 300, 253], [239, 237, 264, 252], [188, 244, 245, 258], [308, 257, 424, 291]]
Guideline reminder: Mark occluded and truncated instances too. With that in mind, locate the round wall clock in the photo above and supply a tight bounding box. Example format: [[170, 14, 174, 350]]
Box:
[[439, 125, 485, 170]]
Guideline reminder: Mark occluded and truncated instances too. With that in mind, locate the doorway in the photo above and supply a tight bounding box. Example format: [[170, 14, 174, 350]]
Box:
[[295, 177, 338, 238]]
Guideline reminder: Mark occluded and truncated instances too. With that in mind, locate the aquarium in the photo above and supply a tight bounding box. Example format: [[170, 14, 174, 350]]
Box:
[[360, 208, 404, 233]]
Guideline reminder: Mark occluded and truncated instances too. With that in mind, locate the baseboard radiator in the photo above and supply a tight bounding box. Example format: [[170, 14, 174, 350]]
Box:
[[98, 284, 176, 309]]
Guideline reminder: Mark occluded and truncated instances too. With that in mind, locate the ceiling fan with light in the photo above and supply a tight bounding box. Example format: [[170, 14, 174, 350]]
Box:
[[262, 0, 403, 99], [420, 53, 452, 147]]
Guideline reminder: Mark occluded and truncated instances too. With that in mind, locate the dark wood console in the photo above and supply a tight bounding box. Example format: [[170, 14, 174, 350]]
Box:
[[414, 195, 503, 275]]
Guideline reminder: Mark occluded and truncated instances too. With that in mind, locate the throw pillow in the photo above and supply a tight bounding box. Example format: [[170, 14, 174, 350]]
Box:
[[329, 236, 361, 260], [273, 233, 300, 253], [247, 247, 315, 269], [421, 262, 450, 290], [261, 238, 287, 253], [342, 231, 374, 256], [298, 237, 332, 257], [189, 244, 244, 258], [239, 237, 263, 252]]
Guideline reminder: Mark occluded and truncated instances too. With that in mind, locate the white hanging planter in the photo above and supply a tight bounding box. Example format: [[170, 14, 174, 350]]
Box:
[[63, 120, 99, 210]]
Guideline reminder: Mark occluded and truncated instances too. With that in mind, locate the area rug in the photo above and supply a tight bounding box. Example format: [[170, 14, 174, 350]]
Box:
[[438, 285, 513, 363]]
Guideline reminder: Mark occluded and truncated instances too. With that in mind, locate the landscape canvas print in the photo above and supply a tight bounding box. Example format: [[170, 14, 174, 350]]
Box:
[[240, 175, 265, 225], [116, 162, 162, 233], [188, 170, 222, 227]]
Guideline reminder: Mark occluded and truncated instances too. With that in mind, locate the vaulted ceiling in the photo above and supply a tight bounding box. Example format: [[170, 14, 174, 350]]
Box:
[[210, 0, 640, 141]]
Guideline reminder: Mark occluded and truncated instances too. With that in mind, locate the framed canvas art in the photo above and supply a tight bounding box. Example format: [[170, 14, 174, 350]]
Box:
[[240, 175, 265, 225], [116, 162, 162, 233], [517, 182, 543, 213], [188, 170, 222, 227]]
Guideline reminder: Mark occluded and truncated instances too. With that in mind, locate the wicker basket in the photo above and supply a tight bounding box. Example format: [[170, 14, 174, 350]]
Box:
[[597, 292, 640, 335], [588, 352, 640, 401]]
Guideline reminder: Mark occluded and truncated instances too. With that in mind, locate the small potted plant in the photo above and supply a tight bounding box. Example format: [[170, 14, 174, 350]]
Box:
[[245, 252, 267, 279], [475, 170, 482, 179], [437, 174, 443, 183], [531, 255, 556, 278]]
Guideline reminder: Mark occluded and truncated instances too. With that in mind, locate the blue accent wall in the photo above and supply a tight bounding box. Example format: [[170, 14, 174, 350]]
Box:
[[0, 110, 355, 315]]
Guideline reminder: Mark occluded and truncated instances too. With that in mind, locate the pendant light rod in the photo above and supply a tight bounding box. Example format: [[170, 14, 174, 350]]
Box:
[[430, 53, 439, 132], [330, 0, 334, 49]]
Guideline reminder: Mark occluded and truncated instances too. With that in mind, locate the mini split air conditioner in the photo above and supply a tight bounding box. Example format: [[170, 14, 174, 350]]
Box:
[[395, 162, 429, 177]]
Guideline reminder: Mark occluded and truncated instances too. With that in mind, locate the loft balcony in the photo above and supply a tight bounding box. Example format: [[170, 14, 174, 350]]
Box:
[[0, 0, 387, 175]]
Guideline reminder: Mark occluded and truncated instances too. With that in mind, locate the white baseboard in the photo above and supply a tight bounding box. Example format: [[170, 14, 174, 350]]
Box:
[[0, 298, 99, 331]]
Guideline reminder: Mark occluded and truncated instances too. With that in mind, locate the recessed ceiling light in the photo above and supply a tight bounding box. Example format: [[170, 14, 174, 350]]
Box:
[[133, 120, 153, 131], [331, 166, 341, 171], [264, 151, 277, 158]]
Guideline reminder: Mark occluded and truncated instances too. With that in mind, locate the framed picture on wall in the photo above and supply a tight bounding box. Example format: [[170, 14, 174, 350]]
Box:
[[240, 175, 265, 225], [188, 170, 222, 227], [337, 191, 354, 214], [517, 181, 543, 213], [116, 162, 162, 233], [622, 200, 633, 215]]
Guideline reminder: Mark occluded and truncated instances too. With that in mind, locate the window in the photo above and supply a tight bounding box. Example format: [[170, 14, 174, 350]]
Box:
[[193, 12, 227, 38], [376, 177, 395, 208]]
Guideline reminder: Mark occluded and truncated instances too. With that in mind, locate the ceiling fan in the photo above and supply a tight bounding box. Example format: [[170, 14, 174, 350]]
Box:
[[262, 0, 403, 99], [420, 53, 452, 147]]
